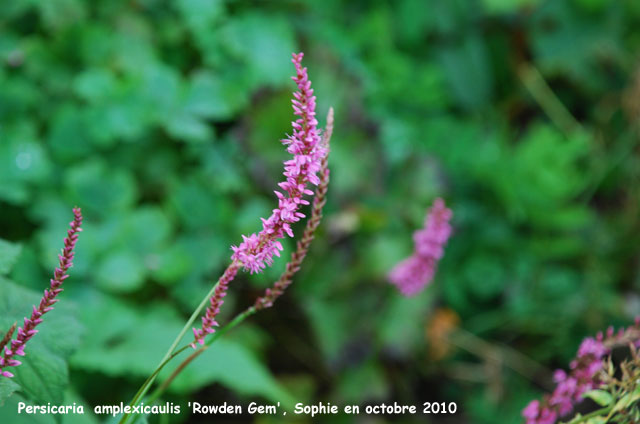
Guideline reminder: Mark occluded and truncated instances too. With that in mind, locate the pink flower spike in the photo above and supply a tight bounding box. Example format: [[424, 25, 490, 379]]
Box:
[[230, 52, 325, 274], [522, 322, 640, 423], [191, 52, 329, 348], [388, 198, 452, 297], [1, 207, 82, 378]]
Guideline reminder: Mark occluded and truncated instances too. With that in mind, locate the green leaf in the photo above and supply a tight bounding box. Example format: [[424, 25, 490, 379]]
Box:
[[70, 294, 183, 377], [337, 361, 388, 403], [0, 378, 21, 405], [0, 388, 99, 424], [0, 278, 82, 404], [95, 252, 146, 293], [72, 68, 117, 103], [531, 2, 621, 86], [184, 71, 248, 121], [379, 289, 435, 354], [0, 392, 55, 424], [0, 239, 21, 276], [583, 389, 614, 407], [0, 123, 52, 204], [437, 33, 493, 110], [64, 161, 138, 217], [612, 393, 633, 415], [165, 112, 213, 143], [167, 338, 295, 407], [176, 0, 224, 34], [482, 0, 540, 13], [34, 0, 86, 31], [47, 105, 94, 161], [138, 64, 182, 123], [305, 297, 350, 363], [148, 243, 193, 286], [71, 292, 293, 405], [222, 13, 297, 87], [122, 206, 173, 254]]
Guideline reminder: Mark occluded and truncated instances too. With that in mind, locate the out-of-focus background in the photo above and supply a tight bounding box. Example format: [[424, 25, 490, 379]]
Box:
[[1, 0, 640, 423]]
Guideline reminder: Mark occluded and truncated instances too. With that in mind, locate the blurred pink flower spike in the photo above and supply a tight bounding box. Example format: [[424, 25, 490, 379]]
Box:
[[522, 320, 640, 424], [389, 198, 452, 296]]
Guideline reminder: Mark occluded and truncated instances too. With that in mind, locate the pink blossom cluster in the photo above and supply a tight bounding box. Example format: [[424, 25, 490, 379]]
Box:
[[0, 208, 83, 378], [523, 321, 640, 424], [388, 198, 452, 296], [231, 52, 325, 274]]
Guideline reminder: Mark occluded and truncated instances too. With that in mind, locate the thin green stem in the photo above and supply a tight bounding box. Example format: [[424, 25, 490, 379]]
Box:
[[120, 267, 232, 424], [447, 328, 553, 390], [123, 106, 333, 422], [119, 344, 189, 424], [518, 62, 582, 137], [145, 307, 257, 405]]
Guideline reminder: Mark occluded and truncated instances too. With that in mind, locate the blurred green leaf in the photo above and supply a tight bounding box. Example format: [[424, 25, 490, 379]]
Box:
[[0, 378, 21, 405], [184, 71, 248, 121], [64, 161, 138, 217], [176, 0, 224, 34], [438, 33, 493, 110], [584, 389, 614, 407], [148, 243, 193, 285], [222, 13, 297, 87], [306, 297, 350, 363], [0, 123, 51, 204], [1, 1, 638, 422], [122, 206, 172, 254], [0, 393, 55, 424], [34, 0, 86, 30], [337, 360, 388, 403], [165, 111, 213, 143], [73, 68, 117, 103], [379, 290, 434, 354], [70, 293, 183, 377], [168, 338, 295, 407], [482, 0, 539, 13], [96, 252, 145, 293], [0, 239, 21, 276], [71, 292, 292, 405]]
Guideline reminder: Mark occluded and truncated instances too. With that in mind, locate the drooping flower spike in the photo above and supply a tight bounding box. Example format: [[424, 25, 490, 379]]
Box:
[[389, 198, 452, 296], [192, 52, 328, 347], [522, 320, 640, 424], [0, 207, 83, 378]]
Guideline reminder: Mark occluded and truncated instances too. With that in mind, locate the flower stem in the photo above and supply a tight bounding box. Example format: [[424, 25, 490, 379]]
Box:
[[563, 405, 612, 424], [517, 62, 582, 137], [123, 105, 333, 423], [119, 268, 232, 424], [144, 306, 257, 406]]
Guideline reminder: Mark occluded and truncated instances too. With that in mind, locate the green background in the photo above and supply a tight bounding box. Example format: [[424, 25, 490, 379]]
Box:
[[1, 0, 640, 422]]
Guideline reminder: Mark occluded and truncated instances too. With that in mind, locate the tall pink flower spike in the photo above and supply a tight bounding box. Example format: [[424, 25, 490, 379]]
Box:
[[0, 207, 83, 378], [230, 52, 325, 274], [389, 198, 452, 296], [192, 52, 326, 347]]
